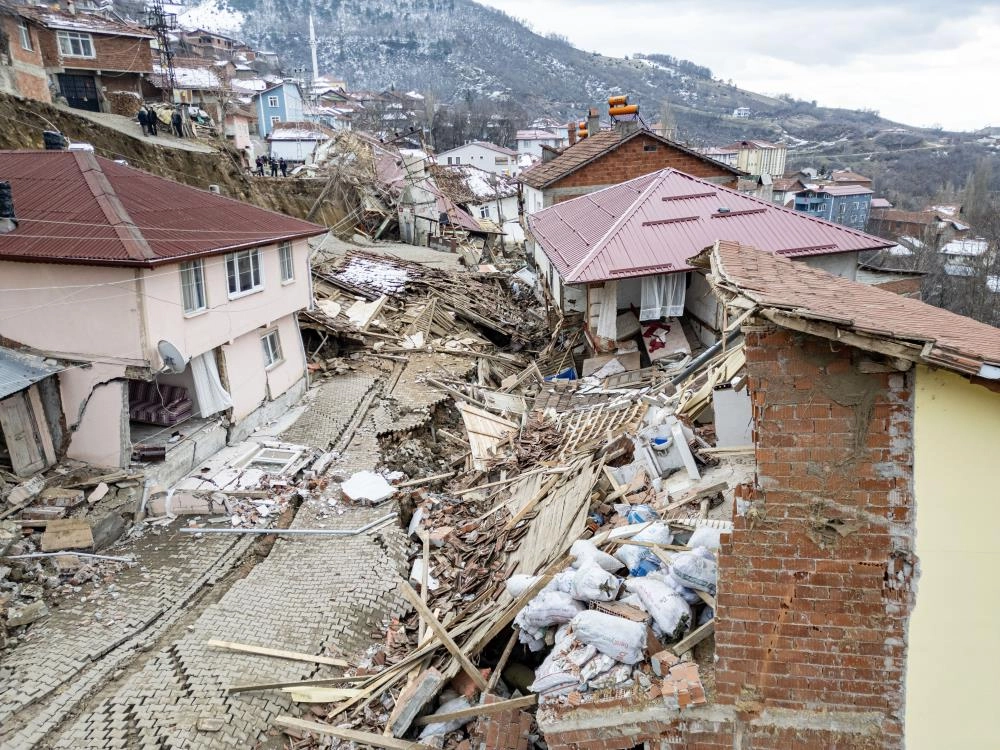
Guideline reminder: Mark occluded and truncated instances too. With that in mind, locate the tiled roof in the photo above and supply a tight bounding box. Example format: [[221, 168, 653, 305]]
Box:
[[702, 240, 1000, 377], [799, 184, 874, 197], [0, 151, 326, 267], [831, 169, 873, 183], [772, 177, 805, 192], [528, 169, 892, 284], [518, 128, 742, 190]]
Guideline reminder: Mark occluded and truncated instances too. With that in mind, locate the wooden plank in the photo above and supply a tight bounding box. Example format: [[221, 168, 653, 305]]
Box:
[[395, 472, 456, 488], [695, 590, 717, 610], [40, 519, 93, 552], [662, 482, 728, 514], [413, 694, 537, 727], [504, 473, 562, 530], [399, 582, 489, 692], [485, 628, 519, 694], [281, 686, 361, 703], [26, 385, 56, 465], [228, 676, 361, 694], [671, 619, 715, 656], [206, 639, 349, 668], [0, 392, 45, 476], [274, 717, 436, 749]]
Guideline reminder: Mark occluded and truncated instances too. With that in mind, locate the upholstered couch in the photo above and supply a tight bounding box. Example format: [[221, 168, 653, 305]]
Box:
[[128, 380, 194, 427]]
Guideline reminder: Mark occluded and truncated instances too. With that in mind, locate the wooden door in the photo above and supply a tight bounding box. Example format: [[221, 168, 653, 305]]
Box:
[[0, 392, 46, 476]]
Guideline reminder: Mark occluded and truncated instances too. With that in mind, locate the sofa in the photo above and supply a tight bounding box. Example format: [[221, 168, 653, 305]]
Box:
[[128, 380, 194, 427]]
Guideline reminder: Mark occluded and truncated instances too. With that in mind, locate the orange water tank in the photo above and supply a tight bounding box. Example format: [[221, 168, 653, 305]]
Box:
[[609, 104, 639, 117], [608, 95, 628, 107]]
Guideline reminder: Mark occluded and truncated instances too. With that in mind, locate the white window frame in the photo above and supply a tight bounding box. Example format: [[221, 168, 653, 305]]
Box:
[[179, 259, 207, 314], [269, 115, 280, 126], [225, 248, 263, 298], [17, 20, 32, 51], [267, 95, 279, 107], [261, 329, 283, 368], [57, 30, 95, 59], [278, 241, 295, 283], [479, 205, 490, 219]]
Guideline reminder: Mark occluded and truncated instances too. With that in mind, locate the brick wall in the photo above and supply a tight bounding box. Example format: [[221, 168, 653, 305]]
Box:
[[714, 323, 915, 747], [36, 27, 152, 73], [550, 133, 738, 197], [2, 17, 51, 102], [472, 693, 533, 750], [543, 322, 917, 749]]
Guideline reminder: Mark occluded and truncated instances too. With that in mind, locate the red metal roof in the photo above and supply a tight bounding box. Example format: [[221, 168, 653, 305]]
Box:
[[0, 151, 327, 267], [528, 169, 893, 284], [705, 240, 1000, 375]]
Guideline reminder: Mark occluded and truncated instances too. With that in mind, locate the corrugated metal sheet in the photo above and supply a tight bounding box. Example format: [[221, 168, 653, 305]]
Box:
[[528, 169, 893, 284], [0, 151, 327, 267], [0, 346, 62, 400]]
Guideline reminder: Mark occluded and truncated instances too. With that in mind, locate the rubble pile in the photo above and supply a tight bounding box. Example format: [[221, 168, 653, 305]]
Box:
[[261, 321, 752, 748]]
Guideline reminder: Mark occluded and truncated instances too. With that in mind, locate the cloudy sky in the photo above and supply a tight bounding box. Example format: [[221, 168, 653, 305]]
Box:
[[476, 0, 1000, 132]]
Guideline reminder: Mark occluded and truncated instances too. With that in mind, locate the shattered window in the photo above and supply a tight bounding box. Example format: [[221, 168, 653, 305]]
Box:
[[226, 248, 263, 297], [261, 329, 282, 368], [57, 31, 94, 58], [180, 259, 207, 313]]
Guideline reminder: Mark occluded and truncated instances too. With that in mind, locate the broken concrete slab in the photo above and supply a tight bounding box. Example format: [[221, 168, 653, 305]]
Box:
[[40, 519, 94, 552], [6, 599, 49, 627], [341, 471, 396, 505], [38, 487, 86, 509], [87, 482, 110, 505], [387, 667, 445, 738], [91, 512, 127, 551], [0, 520, 18, 556], [21, 506, 67, 521]]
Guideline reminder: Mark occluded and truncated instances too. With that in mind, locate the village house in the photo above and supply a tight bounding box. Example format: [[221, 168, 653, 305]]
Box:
[[267, 121, 335, 164], [0, 150, 326, 478], [254, 80, 305, 138], [527, 168, 892, 350], [223, 102, 256, 153], [793, 184, 874, 231], [770, 176, 806, 205], [146, 58, 228, 122], [434, 141, 519, 176], [175, 28, 253, 61], [829, 167, 874, 188], [536, 239, 1000, 750], [3, 3, 154, 112], [868, 205, 971, 245], [719, 139, 787, 178], [515, 128, 568, 159], [429, 163, 523, 245], [0, 2, 51, 103], [518, 116, 743, 215]]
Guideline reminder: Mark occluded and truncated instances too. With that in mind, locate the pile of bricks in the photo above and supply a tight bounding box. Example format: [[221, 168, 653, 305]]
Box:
[[471, 694, 533, 750]]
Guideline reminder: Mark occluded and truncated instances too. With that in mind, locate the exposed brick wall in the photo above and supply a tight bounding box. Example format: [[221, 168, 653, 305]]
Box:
[[549, 133, 738, 200], [1, 17, 51, 102], [543, 322, 917, 749], [873, 277, 921, 297], [714, 323, 915, 747], [36, 27, 152, 73], [472, 694, 533, 750]]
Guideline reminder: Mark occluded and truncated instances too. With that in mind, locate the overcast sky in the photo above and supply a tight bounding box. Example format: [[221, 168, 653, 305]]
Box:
[[476, 0, 1000, 132]]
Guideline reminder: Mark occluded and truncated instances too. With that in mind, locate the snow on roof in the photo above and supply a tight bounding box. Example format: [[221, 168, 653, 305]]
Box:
[[516, 129, 561, 141], [941, 238, 988, 256], [437, 141, 517, 158], [233, 78, 267, 93], [154, 64, 221, 89], [268, 123, 334, 141], [431, 164, 519, 203], [988, 275, 1000, 293], [405, 91, 425, 100]]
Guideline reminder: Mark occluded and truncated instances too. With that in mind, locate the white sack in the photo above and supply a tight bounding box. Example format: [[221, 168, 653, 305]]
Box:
[[625, 577, 692, 641], [570, 610, 646, 664]]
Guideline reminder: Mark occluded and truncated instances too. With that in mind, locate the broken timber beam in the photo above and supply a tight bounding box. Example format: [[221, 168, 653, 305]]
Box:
[[671, 619, 715, 656], [275, 717, 436, 749], [206, 639, 349, 668], [412, 694, 537, 726], [399, 582, 489, 692]]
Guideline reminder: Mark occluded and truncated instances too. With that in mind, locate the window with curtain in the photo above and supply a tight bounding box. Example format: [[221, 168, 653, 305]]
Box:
[[180, 259, 207, 313], [226, 248, 263, 297], [278, 241, 295, 282], [639, 274, 686, 321]]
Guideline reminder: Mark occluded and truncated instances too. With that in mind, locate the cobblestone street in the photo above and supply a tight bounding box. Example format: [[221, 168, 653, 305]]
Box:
[[1, 371, 412, 748]]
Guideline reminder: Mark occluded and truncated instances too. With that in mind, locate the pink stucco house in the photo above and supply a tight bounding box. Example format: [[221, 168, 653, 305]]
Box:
[[0, 150, 326, 471]]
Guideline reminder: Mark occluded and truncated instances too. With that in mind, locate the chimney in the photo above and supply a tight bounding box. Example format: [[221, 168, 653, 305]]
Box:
[[567, 126, 577, 146], [66, 0, 76, 14], [587, 107, 600, 137], [0, 182, 18, 234]]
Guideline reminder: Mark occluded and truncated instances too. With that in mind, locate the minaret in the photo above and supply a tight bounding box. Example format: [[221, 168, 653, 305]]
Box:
[[308, 13, 319, 84]]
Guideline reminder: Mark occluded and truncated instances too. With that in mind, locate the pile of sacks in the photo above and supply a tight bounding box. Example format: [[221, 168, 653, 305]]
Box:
[[508, 507, 720, 699]]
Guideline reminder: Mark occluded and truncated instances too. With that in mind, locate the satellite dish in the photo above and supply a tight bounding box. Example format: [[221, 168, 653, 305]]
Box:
[[157, 340, 189, 374]]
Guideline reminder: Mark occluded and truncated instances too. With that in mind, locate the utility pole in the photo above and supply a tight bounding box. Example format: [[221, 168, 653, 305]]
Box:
[[146, 0, 177, 103]]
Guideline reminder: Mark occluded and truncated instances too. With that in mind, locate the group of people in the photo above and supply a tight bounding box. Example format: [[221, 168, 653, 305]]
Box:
[[254, 155, 288, 177], [137, 106, 185, 138]]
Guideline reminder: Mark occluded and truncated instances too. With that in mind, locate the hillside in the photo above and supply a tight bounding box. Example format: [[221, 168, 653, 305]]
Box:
[[167, 0, 1000, 207]]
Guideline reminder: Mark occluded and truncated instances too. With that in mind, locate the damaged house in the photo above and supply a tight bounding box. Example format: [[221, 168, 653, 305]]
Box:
[[429, 163, 523, 245], [533, 240, 1000, 750], [0, 345, 64, 477], [527, 168, 893, 354], [0, 150, 326, 476]]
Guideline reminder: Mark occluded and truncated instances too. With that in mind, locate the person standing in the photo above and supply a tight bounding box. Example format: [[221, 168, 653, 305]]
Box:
[[137, 107, 149, 136], [279, 157, 287, 177], [269, 156, 278, 177], [255, 156, 264, 176], [147, 108, 158, 136], [171, 108, 183, 137]]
